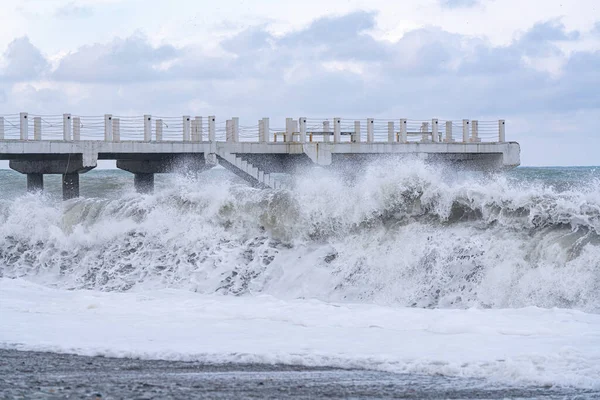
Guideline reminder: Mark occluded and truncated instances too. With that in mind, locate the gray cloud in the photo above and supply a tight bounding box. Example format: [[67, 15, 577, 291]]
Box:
[[0, 13, 598, 135], [53, 34, 178, 82], [0, 37, 49, 81], [439, 0, 479, 9], [55, 2, 93, 18]]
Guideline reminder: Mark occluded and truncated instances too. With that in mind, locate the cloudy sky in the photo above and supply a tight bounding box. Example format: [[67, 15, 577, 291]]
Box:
[[1, 0, 599, 166]]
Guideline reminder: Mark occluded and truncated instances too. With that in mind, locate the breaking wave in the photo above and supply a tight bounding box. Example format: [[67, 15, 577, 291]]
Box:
[[1, 160, 599, 312]]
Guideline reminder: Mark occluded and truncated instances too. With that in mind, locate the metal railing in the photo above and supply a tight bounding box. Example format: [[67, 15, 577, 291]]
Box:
[[0, 113, 507, 144]]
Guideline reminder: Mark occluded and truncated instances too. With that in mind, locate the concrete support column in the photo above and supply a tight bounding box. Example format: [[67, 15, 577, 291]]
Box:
[[367, 118, 374, 143], [299, 117, 307, 143], [445, 121, 454, 142], [400, 119, 407, 143], [20, 112, 28, 140], [144, 115, 152, 142], [183, 116, 191, 142], [34, 117, 42, 141], [73, 117, 81, 141], [63, 114, 72, 141], [499, 120, 505, 142], [112, 118, 120, 143], [0, 117, 4, 140], [62, 173, 79, 200], [134, 173, 154, 194], [323, 121, 330, 142], [27, 174, 43, 192], [388, 121, 395, 143], [462, 119, 470, 143], [432, 119, 439, 142], [471, 120, 480, 142], [353, 121, 361, 143], [209, 116, 216, 141], [334, 118, 341, 143], [156, 119, 163, 141], [104, 114, 113, 142], [232, 117, 239, 142]]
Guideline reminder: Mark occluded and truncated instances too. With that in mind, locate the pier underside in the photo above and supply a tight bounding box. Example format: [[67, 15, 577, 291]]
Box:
[[0, 141, 520, 198]]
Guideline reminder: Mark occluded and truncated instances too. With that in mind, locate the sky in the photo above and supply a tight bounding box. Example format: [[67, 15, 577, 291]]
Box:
[[1, 0, 599, 166]]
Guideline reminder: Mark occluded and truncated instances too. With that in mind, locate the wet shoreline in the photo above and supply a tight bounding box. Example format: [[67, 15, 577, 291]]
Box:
[[0, 349, 597, 399]]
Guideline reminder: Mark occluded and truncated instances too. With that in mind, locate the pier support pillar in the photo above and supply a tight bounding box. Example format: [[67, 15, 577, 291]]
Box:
[[62, 173, 79, 200], [134, 173, 154, 194], [27, 174, 43, 192]]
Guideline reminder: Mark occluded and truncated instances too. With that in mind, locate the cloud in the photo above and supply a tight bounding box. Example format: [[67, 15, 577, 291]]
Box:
[[53, 34, 178, 82], [0, 37, 49, 81], [439, 0, 479, 9], [55, 2, 93, 18], [0, 14, 598, 148]]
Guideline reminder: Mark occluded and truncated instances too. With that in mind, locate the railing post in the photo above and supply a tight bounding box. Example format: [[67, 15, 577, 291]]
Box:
[[499, 119, 505, 142], [144, 115, 152, 142], [471, 120, 480, 142], [232, 117, 239, 142], [73, 117, 81, 141], [0, 117, 4, 140], [183, 115, 191, 141], [63, 114, 72, 141], [432, 119, 439, 142], [299, 117, 306, 143], [367, 118, 374, 143], [104, 114, 113, 142], [353, 121, 361, 143], [400, 119, 407, 143], [20, 112, 28, 140], [258, 119, 264, 143], [226, 119, 232, 142], [462, 119, 470, 143], [420, 122, 429, 142], [323, 120, 330, 142], [191, 117, 199, 142], [445, 121, 453, 142], [209, 116, 216, 141], [195, 117, 202, 141], [388, 121, 395, 143], [262, 117, 269, 142], [112, 118, 120, 143], [156, 119, 163, 142], [33, 117, 41, 140], [285, 117, 293, 142], [334, 117, 341, 143]]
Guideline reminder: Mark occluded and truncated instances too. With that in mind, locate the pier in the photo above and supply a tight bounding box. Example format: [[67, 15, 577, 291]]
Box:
[[0, 113, 520, 199]]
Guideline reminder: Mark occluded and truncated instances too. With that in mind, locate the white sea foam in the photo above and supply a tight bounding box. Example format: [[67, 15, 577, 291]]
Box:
[[1, 161, 599, 387], [1, 279, 599, 389]]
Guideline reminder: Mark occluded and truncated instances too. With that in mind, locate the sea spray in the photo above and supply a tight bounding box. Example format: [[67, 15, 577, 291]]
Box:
[[0, 160, 599, 311]]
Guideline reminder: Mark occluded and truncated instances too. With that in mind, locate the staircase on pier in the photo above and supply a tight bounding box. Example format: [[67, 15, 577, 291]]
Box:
[[216, 148, 288, 190]]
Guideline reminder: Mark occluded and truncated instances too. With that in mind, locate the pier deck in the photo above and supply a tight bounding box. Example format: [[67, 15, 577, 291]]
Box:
[[0, 113, 520, 198]]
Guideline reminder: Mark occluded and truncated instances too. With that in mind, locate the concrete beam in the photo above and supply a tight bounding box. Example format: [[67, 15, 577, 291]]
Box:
[[9, 158, 94, 175]]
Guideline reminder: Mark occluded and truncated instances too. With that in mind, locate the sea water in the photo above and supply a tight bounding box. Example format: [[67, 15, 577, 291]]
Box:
[[0, 161, 599, 391]]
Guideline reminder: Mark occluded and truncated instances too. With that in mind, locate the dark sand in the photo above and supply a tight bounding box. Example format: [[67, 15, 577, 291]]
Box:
[[0, 349, 597, 399]]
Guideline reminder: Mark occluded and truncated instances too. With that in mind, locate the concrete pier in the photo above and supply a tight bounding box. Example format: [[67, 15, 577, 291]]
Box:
[[134, 173, 154, 194], [0, 113, 520, 198], [27, 174, 43, 192], [62, 173, 79, 200]]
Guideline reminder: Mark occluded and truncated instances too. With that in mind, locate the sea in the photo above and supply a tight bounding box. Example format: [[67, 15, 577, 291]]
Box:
[[0, 161, 599, 399]]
